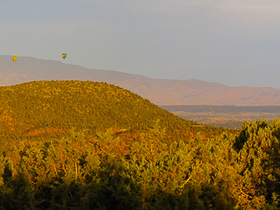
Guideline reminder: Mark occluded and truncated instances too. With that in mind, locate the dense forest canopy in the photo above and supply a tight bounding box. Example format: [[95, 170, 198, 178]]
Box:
[[0, 80, 279, 209]]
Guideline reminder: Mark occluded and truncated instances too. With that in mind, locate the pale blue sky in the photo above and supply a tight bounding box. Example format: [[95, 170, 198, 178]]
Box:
[[1, 0, 280, 88]]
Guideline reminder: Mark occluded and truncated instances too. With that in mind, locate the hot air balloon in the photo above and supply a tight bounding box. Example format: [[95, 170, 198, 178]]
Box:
[[62, 53, 67, 59], [12, 56, 18, 63]]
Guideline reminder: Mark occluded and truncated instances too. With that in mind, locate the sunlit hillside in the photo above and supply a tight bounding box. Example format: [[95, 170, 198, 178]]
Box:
[[0, 80, 231, 150], [0, 80, 192, 132]]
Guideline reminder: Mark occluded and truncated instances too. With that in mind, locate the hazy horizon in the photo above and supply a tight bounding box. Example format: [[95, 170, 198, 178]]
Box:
[[2, 0, 280, 88]]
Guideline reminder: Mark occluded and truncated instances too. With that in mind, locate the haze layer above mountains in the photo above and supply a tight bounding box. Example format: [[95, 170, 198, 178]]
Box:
[[1, 56, 280, 106]]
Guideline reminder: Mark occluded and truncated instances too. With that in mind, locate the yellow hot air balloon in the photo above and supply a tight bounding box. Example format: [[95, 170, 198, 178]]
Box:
[[12, 56, 18, 63], [62, 53, 67, 59]]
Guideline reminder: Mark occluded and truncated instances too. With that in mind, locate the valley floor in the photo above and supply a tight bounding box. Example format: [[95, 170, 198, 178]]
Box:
[[161, 105, 280, 129]]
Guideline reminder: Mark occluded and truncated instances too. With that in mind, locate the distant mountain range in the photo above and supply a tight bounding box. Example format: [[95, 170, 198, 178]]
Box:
[[1, 55, 280, 106]]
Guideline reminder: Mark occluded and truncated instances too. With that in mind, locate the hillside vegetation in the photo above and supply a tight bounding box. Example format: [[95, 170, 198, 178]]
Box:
[[0, 80, 189, 133], [1, 81, 279, 209], [0, 80, 229, 151]]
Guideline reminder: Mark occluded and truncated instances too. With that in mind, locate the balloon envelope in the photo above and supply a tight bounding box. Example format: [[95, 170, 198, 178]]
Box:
[[12, 56, 18, 63], [62, 53, 67, 59]]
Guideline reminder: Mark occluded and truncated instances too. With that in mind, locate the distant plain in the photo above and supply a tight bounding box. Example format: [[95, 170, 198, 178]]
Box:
[[161, 105, 280, 129]]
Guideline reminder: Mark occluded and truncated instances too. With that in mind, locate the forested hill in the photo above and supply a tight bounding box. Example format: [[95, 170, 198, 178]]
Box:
[[0, 80, 187, 133], [0, 80, 230, 147]]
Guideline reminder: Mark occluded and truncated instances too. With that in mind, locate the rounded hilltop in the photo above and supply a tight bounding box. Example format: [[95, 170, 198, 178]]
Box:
[[0, 80, 191, 135]]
